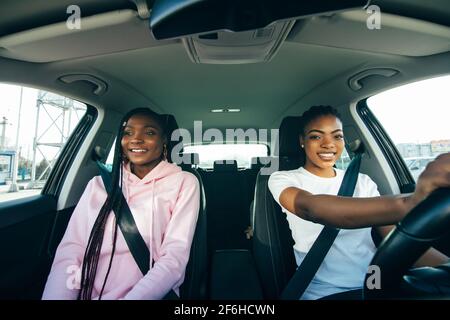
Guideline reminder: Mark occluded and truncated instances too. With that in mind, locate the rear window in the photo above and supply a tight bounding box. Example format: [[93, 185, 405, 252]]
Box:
[[184, 144, 269, 169]]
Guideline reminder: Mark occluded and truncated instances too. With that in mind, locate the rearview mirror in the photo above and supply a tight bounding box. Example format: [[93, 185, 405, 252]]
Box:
[[150, 0, 369, 40]]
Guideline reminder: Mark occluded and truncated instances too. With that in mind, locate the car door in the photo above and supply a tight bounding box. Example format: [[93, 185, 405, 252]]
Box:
[[0, 87, 96, 299], [360, 74, 450, 255]]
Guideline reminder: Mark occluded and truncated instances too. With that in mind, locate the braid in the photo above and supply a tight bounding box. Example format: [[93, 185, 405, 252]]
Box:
[[77, 107, 165, 300], [78, 123, 125, 300]]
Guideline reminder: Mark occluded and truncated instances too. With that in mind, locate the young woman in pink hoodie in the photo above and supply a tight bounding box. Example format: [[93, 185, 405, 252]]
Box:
[[42, 108, 200, 300]]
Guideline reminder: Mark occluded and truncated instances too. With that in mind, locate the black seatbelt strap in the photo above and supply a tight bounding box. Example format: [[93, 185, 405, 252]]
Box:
[[96, 160, 150, 275], [280, 152, 362, 300], [96, 161, 179, 300]]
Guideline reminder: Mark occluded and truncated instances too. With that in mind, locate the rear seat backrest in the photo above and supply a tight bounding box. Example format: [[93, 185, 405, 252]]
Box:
[[176, 152, 200, 170], [202, 159, 250, 252], [213, 160, 238, 172]]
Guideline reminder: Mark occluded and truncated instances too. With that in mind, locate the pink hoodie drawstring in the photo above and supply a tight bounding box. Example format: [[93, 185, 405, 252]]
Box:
[[148, 179, 156, 271]]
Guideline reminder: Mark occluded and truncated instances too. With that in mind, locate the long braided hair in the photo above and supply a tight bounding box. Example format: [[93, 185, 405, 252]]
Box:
[[78, 108, 168, 300]]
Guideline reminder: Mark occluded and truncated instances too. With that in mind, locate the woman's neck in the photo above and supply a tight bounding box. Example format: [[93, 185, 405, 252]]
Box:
[[304, 161, 336, 178], [130, 159, 163, 179]]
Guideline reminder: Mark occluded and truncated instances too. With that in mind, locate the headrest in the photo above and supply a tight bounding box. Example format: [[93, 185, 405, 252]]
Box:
[[177, 152, 200, 166], [163, 114, 179, 134], [162, 114, 181, 163], [92, 146, 106, 161], [213, 160, 238, 172], [275, 116, 301, 157], [250, 156, 272, 170], [349, 139, 365, 154]]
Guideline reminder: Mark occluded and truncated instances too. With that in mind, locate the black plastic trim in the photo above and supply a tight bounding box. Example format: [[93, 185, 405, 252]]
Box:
[[0, 194, 56, 228], [356, 99, 415, 193]]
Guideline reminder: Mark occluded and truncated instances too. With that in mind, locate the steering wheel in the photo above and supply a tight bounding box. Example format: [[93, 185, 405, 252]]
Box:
[[364, 188, 450, 299]]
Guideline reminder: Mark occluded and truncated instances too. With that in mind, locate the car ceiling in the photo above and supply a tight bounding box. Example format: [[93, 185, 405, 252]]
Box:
[[1, 0, 449, 36], [0, 0, 135, 37], [0, 0, 449, 132], [88, 42, 391, 131]]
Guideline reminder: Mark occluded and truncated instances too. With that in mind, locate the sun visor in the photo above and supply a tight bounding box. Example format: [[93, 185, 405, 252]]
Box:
[[0, 10, 176, 63], [289, 9, 450, 56]]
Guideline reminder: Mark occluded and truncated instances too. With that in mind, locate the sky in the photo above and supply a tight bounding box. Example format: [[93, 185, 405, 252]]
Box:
[[0, 84, 86, 163], [1, 75, 449, 164], [367, 74, 450, 144]]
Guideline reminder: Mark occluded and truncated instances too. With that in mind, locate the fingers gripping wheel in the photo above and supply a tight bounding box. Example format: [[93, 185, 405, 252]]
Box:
[[364, 188, 450, 299]]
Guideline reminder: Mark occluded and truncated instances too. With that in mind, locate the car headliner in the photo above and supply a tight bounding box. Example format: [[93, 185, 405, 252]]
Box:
[[0, 0, 449, 133]]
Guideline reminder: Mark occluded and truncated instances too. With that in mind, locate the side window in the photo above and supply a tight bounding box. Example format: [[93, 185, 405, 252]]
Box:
[[335, 148, 351, 170], [105, 140, 115, 169], [0, 84, 86, 202], [366, 75, 450, 181]]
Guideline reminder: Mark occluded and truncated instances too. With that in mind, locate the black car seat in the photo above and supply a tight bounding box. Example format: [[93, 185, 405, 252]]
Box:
[[203, 160, 250, 252], [252, 116, 304, 299], [163, 114, 208, 299]]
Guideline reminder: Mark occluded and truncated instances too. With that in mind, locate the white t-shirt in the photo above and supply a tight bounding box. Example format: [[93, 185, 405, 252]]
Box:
[[268, 167, 380, 300]]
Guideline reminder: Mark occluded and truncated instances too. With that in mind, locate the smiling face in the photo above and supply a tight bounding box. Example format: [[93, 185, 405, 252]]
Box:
[[121, 113, 166, 178], [300, 115, 345, 177]]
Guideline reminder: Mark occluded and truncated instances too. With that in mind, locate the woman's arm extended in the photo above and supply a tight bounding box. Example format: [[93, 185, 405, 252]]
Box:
[[280, 187, 410, 228], [279, 153, 450, 229]]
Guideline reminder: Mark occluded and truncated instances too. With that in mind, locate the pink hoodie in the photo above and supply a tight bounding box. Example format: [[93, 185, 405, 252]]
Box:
[[42, 160, 200, 300]]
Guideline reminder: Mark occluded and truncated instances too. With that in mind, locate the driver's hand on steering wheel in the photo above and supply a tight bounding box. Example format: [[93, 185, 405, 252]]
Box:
[[406, 152, 450, 211]]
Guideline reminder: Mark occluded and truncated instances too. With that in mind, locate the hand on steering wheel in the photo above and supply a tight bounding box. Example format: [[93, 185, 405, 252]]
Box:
[[364, 188, 450, 299]]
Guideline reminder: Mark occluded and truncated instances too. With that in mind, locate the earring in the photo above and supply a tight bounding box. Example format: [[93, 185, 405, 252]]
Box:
[[301, 144, 304, 148], [163, 144, 168, 160]]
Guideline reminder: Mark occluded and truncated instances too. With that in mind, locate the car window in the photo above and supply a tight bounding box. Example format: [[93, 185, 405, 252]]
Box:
[[0, 84, 87, 202], [107, 141, 351, 170], [366, 75, 450, 181], [184, 144, 269, 169], [106, 142, 269, 170], [335, 148, 351, 171], [105, 140, 115, 169]]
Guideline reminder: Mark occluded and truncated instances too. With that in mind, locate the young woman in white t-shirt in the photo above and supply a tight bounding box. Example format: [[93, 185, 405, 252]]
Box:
[[268, 105, 449, 299]]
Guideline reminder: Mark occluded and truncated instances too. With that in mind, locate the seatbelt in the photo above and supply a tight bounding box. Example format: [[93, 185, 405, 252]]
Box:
[[96, 161, 180, 300], [280, 152, 362, 300], [96, 160, 150, 275]]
